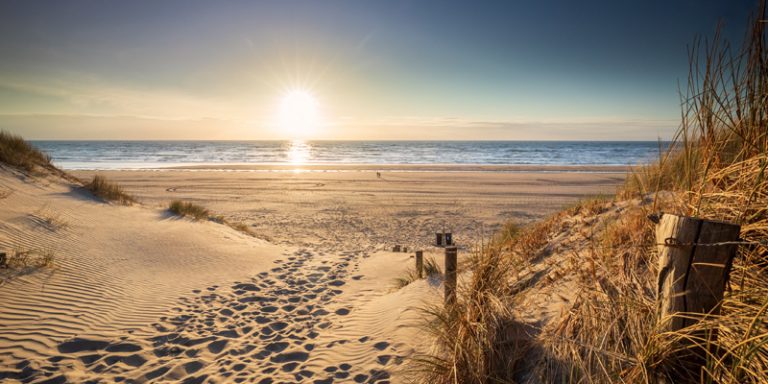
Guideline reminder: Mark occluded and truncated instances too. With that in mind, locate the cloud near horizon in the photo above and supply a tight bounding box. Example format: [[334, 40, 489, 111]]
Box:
[[0, 113, 676, 141]]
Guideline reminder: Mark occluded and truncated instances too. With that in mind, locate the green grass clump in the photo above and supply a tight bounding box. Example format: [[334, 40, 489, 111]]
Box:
[[86, 175, 136, 205], [0, 130, 53, 173]]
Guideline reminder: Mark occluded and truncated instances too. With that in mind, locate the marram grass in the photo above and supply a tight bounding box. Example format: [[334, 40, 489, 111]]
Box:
[[418, 3, 768, 383]]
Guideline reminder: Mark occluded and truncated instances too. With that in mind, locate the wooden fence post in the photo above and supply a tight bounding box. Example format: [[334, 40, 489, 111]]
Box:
[[415, 250, 424, 278], [656, 213, 741, 332], [444, 246, 458, 306], [436, 233, 444, 247]]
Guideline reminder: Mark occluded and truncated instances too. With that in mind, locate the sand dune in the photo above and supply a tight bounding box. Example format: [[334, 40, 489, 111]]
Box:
[[0, 167, 436, 383], [0, 166, 623, 383]]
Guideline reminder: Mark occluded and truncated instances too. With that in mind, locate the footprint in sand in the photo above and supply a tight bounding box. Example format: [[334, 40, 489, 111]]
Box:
[[13, 247, 400, 384]]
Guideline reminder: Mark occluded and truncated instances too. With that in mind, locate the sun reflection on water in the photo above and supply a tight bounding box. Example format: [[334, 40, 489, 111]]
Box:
[[287, 140, 311, 171]]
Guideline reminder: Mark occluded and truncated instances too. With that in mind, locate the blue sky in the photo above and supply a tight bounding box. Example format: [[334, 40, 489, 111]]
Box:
[[0, 0, 756, 140]]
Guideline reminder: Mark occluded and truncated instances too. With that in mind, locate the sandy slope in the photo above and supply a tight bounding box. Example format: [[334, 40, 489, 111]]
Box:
[[0, 166, 624, 383], [0, 167, 435, 383]]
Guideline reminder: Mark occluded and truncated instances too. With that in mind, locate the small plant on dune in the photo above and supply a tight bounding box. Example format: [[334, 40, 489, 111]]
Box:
[[169, 200, 210, 220], [0, 130, 53, 173], [32, 205, 69, 231], [227, 221, 255, 236], [168, 200, 256, 236], [566, 195, 613, 216], [3, 247, 55, 269], [394, 256, 442, 289], [86, 175, 136, 205]]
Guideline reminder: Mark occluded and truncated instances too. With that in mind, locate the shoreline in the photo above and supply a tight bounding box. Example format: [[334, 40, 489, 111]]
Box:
[[59, 163, 634, 173]]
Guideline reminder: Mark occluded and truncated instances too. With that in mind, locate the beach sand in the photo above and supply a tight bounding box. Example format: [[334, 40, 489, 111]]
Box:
[[0, 165, 626, 383], [72, 165, 627, 252]]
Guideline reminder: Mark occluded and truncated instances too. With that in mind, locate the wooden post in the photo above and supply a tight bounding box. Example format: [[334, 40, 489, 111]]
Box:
[[445, 233, 453, 246], [656, 213, 740, 331], [0, 252, 6, 268], [392, 245, 401, 252], [436, 233, 444, 247], [402, 246, 408, 253], [444, 246, 458, 306], [415, 250, 424, 278]]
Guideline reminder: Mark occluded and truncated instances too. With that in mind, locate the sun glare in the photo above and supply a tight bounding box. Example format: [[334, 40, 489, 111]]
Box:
[[279, 89, 320, 139]]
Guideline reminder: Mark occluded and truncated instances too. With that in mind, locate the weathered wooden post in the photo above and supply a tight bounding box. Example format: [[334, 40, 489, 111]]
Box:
[[392, 245, 401, 252], [0, 252, 6, 268], [444, 246, 458, 306], [436, 233, 444, 247], [415, 250, 424, 278], [656, 213, 741, 331], [444, 233, 453, 246]]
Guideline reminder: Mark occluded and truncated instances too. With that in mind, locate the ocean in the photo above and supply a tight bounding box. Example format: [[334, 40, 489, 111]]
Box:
[[30, 140, 664, 170]]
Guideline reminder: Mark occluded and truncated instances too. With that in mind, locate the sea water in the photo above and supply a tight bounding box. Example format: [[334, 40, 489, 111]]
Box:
[[30, 140, 665, 170]]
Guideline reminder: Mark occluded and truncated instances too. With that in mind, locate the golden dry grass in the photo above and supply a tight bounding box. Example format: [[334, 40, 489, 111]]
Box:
[[168, 200, 256, 236], [0, 130, 55, 173], [394, 256, 442, 289], [2, 247, 55, 269], [85, 175, 136, 205], [168, 200, 210, 220], [419, 3, 768, 383]]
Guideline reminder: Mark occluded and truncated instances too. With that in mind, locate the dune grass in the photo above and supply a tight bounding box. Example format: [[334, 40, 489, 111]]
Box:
[[169, 200, 210, 220], [394, 256, 442, 289], [85, 175, 136, 205], [419, 4, 768, 383], [168, 200, 255, 236], [2, 247, 55, 269], [0, 130, 53, 173]]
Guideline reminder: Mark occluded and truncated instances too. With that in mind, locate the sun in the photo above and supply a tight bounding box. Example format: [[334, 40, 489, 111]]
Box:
[[278, 89, 320, 139]]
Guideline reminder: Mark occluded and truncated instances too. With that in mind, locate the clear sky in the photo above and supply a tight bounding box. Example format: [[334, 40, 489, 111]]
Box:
[[0, 0, 756, 140]]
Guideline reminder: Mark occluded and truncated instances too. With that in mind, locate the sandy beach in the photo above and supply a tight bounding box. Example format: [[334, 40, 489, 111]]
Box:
[[0, 165, 625, 383], [71, 165, 627, 252]]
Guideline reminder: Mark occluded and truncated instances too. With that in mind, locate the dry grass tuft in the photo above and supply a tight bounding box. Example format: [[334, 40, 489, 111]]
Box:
[[416, 244, 525, 383], [169, 200, 210, 220], [2, 247, 55, 269], [168, 200, 256, 236], [32, 205, 69, 231], [394, 256, 442, 289], [86, 175, 136, 205], [0, 130, 52, 173]]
